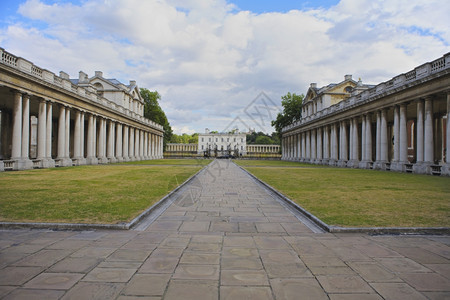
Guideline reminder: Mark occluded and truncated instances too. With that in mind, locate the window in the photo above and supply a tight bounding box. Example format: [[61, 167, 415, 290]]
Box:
[[227, 138, 229, 142], [202, 145, 204, 150], [216, 138, 218, 142], [222, 138, 224, 142], [209, 138, 211, 142], [234, 138, 236, 142], [241, 138, 243, 142], [344, 86, 353, 93], [201, 138, 204, 142]]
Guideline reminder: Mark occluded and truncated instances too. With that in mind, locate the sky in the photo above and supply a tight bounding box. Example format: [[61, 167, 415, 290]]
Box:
[[1, 0, 449, 134]]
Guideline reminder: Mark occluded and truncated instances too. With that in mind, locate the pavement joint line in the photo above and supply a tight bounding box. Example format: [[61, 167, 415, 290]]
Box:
[[235, 161, 450, 235], [0, 161, 212, 231]]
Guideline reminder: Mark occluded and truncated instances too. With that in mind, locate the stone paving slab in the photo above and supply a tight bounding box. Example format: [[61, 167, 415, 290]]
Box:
[[0, 160, 449, 299]]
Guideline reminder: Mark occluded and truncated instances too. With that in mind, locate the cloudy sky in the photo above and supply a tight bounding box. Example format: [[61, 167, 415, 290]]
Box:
[[1, 0, 449, 134]]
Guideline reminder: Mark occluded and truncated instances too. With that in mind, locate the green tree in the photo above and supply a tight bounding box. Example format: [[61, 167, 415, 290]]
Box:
[[255, 135, 273, 144], [271, 92, 304, 140], [140, 88, 173, 150]]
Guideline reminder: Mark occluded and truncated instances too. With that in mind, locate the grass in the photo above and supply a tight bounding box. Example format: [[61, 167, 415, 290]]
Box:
[[0, 164, 203, 224], [120, 158, 212, 166], [234, 160, 450, 227]]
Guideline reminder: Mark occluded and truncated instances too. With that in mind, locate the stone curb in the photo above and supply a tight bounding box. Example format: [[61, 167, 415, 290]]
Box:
[[236, 162, 450, 235], [0, 162, 211, 231]]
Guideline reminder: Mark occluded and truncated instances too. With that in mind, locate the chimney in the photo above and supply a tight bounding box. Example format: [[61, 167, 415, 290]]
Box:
[[95, 71, 103, 77], [129, 80, 136, 86], [344, 74, 352, 81], [79, 71, 88, 83], [205, 128, 210, 134], [59, 71, 69, 80], [310, 83, 317, 88]]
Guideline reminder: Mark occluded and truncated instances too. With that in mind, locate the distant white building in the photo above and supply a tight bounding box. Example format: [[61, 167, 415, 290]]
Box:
[[198, 129, 247, 156]]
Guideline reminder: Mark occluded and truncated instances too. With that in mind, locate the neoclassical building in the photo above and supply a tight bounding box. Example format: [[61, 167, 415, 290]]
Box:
[[164, 142, 280, 158], [198, 129, 247, 156], [282, 53, 450, 176], [0, 48, 164, 171]]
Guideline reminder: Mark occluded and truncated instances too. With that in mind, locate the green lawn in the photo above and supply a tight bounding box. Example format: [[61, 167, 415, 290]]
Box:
[[120, 158, 212, 166], [235, 160, 450, 227], [0, 164, 202, 224]]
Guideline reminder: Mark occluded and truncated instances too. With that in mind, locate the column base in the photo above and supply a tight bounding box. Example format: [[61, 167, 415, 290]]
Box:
[[98, 157, 108, 164], [390, 161, 408, 172], [86, 157, 98, 165], [40, 158, 56, 168], [56, 158, 73, 167], [358, 160, 373, 169], [116, 157, 124, 163], [73, 157, 86, 166], [413, 162, 432, 175], [373, 160, 388, 170], [328, 159, 337, 166], [108, 157, 118, 163], [0, 161, 4, 172], [346, 160, 359, 168], [321, 158, 329, 165], [441, 164, 450, 176], [337, 160, 348, 167], [12, 158, 33, 171]]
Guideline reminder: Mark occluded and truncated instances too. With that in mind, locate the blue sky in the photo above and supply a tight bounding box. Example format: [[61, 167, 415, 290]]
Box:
[[231, 0, 340, 12], [1, 0, 449, 134]]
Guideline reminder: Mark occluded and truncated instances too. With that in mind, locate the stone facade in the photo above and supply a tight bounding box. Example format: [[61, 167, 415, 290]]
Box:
[[198, 130, 247, 156], [0, 48, 164, 171], [282, 52, 450, 176]]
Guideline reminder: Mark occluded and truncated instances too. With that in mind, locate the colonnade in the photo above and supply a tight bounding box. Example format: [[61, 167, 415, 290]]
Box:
[[1, 91, 163, 171], [282, 93, 450, 175], [166, 143, 198, 152], [246, 144, 280, 153]]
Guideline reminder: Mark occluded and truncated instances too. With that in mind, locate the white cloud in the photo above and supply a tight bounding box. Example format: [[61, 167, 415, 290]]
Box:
[[1, 0, 449, 134]]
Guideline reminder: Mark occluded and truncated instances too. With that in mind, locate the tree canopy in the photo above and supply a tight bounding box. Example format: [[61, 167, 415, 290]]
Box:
[[171, 133, 198, 144], [140, 88, 173, 149], [246, 131, 279, 145], [271, 92, 304, 139]]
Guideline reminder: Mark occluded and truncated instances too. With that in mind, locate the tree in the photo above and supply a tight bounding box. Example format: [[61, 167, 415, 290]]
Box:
[[255, 135, 273, 145], [271, 92, 304, 140], [140, 88, 173, 150]]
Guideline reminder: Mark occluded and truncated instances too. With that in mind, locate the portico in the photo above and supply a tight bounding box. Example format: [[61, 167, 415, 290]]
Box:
[[282, 53, 450, 176], [0, 48, 164, 171]]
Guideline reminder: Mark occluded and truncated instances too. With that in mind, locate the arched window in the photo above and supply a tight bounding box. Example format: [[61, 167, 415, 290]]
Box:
[[344, 86, 353, 93], [93, 82, 104, 96]]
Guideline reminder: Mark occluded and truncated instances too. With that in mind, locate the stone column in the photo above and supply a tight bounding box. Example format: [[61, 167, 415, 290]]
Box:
[[366, 114, 372, 164], [144, 132, 148, 159], [306, 131, 310, 162], [311, 129, 316, 162], [424, 97, 434, 164], [300, 133, 305, 161], [65, 107, 70, 160], [73, 110, 81, 161], [160, 135, 163, 158], [442, 93, 450, 176], [399, 104, 408, 164], [116, 123, 123, 162], [57, 105, 66, 160], [376, 111, 381, 162], [323, 126, 329, 164], [21, 94, 32, 168], [86, 114, 97, 165], [45, 101, 55, 167], [416, 100, 424, 164], [338, 121, 348, 167], [107, 120, 116, 163], [360, 116, 366, 162], [80, 112, 85, 161], [297, 133, 301, 161], [140, 130, 144, 160], [349, 117, 359, 168], [375, 109, 388, 170], [135, 128, 140, 160], [11, 92, 22, 160], [37, 99, 47, 160], [393, 106, 400, 163], [123, 125, 129, 161], [129, 127, 135, 160], [317, 127, 322, 163]]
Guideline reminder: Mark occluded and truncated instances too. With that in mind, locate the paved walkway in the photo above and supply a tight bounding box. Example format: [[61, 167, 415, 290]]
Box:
[[0, 160, 449, 299]]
